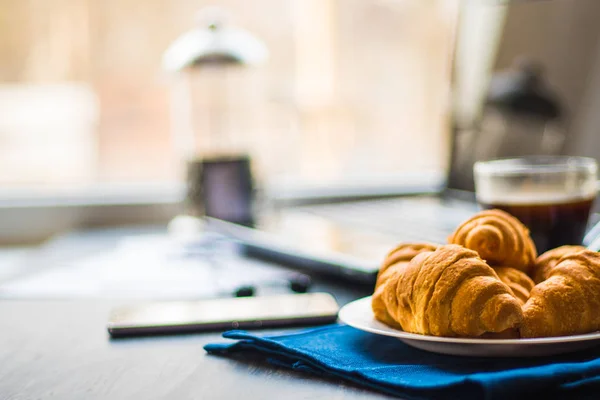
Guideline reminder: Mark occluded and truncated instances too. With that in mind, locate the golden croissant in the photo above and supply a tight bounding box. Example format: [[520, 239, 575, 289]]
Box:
[[492, 266, 534, 305], [372, 242, 437, 328], [448, 209, 537, 274], [374, 244, 523, 337], [531, 245, 586, 284], [521, 250, 600, 338], [376, 242, 439, 286]]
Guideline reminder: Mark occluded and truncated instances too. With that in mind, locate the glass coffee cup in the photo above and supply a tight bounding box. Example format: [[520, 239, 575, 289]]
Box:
[[474, 156, 598, 253]]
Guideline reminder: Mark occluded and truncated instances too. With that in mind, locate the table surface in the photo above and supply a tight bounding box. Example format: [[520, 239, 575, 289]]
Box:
[[0, 228, 394, 400]]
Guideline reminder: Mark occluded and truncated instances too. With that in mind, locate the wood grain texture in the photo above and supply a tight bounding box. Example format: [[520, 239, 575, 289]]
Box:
[[0, 294, 395, 399]]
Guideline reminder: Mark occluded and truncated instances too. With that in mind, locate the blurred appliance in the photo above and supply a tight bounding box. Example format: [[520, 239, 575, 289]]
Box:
[[474, 59, 565, 162], [163, 7, 268, 217], [451, 58, 566, 190]]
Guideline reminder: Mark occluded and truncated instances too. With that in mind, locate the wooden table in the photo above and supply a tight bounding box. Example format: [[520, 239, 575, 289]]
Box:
[[0, 230, 394, 400]]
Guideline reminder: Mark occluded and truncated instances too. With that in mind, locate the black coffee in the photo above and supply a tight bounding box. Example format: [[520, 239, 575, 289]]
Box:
[[480, 197, 595, 253]]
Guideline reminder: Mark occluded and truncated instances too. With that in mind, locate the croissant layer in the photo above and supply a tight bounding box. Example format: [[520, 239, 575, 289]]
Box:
[[532, 245, 587, 284], [521, 250, 600, 338], [377, 244, 523, 337], [493, 266, 535, 305], [372, 243, 437, 328], [448, 209, 536, 274]]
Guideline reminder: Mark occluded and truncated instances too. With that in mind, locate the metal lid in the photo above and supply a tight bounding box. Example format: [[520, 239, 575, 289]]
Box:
[[162, 7, 268, 72]]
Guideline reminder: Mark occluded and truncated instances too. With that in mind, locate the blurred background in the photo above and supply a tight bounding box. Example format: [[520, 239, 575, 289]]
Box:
[[2, 0, 600, 243], [0, 0, 455, 186]]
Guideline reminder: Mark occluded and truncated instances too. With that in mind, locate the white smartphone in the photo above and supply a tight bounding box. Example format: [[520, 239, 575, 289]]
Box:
[[107, 292, 339, 338]]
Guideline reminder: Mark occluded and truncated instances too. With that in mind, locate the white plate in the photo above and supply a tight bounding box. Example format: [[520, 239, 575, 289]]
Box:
[[338, 296, 600, 357]]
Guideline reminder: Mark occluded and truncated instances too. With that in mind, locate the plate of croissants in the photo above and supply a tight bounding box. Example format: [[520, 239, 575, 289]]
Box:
[[338, 209, 600, 357]]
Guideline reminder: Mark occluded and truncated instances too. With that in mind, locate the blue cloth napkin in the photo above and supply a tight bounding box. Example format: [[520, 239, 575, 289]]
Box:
[[204, 324, 600, 400]]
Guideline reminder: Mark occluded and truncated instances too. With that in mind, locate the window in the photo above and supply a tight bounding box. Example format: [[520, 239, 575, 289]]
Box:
[[0, 0, 458, 189]]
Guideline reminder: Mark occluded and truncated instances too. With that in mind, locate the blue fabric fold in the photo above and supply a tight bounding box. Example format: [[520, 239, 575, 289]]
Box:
[[204, 324, 600, 400]]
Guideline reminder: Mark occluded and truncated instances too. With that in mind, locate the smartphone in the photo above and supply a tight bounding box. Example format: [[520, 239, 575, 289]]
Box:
[[107, 292, 339, 338]]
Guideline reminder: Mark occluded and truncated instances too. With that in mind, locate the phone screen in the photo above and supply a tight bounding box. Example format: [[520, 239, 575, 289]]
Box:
[[108, 293, 339, 337]]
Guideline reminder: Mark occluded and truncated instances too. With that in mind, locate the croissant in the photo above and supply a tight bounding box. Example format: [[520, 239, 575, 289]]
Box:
[[378, 244, 523, 337], [531, 245, 587, 284], [375, 242, 439, 287], [492, 266, 535, 305], [448, 209, 537, 274], [372, 243, 437, 328], [521, 250, 600, 338]]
